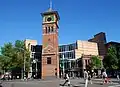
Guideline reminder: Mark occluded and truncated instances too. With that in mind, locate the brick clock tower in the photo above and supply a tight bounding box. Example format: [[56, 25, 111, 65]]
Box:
[[41, 6, 60, 79]]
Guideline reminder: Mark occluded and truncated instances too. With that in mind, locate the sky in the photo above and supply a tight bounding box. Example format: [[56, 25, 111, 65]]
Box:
[[0, 0, 120, 46]]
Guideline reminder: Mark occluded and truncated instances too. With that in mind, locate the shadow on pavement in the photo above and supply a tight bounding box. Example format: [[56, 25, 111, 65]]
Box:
[[94, 82, 103, 85], [73, 85, 82, 87], [78, 82, 85, 84], [112, 80, 120, 84], [60, 84, 82, 87]]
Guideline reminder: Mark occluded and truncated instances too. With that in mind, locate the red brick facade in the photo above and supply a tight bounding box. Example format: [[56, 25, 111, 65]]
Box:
[[41, 11, 60, 79]]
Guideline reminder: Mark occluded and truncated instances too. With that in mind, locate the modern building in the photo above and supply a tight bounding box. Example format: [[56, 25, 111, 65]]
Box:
[[88, 32, 107, 57], [24, 39, 38, 50], [24, 39, 42, 79], [59, 40, 99, 77]]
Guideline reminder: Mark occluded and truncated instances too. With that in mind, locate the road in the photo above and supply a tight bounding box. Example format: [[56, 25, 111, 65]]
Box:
[[60, 78, 120, 87], [0, 78, 120, 87]]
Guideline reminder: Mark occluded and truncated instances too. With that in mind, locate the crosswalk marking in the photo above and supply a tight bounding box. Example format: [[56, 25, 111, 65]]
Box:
[[108, 85, 120, 87]]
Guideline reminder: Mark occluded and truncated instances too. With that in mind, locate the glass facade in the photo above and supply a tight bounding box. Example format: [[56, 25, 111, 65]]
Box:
[[59, 43, 77, 72], [59, 51, 75, 59], [59, 43, 77, 59], [59, 43, 77, 52]]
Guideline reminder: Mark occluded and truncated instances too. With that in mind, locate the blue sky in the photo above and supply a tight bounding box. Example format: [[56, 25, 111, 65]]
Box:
[[0, 0, 120, 46]]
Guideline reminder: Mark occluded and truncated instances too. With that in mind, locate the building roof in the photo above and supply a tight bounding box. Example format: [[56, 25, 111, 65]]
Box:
[[106, 41, 120, 45], [94, 32, 105, 37], [41, 9, 60, 20]]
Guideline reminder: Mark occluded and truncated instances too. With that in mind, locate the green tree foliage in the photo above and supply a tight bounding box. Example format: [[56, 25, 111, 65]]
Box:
[[103, 46, 118, 69], [0, 43, 14, 72], [0, 40, 30, 73], [90, 56, 102, 69]]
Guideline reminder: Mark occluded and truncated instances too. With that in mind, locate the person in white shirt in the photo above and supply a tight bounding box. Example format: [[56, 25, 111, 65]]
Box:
[[117, 74, 119, 81], [84, 70, 88, 87], [102, 70, 108, 84]]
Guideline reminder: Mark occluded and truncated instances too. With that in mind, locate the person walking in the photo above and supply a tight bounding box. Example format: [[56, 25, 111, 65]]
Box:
[[117, 74, 119, 81], [102, 69, 108, 84], [84, 70, 88, 87], [62, 71, 70, 86], [88, 71, 92, 84]]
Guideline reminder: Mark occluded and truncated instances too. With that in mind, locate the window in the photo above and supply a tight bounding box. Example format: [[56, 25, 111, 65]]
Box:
[[51, 26, 54, 32], [85, 60, 87, 65], [63, 46, 65, 51], [69, 52, 72, 58], [66, 52, 69, 58], [46, 27, 48, 33], [59, 53, 62, 58], [51, 28, 54, 32], [31, 53, 34, 58], [66, 45, 68, 51], [71, 52, 74, 58], [47, 57, 51, 64], [48, 27, 51, 33]]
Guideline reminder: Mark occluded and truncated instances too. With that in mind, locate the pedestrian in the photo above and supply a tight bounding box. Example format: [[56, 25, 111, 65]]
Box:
[[88, 71, 92, 84], [117, 74, 119, 81], [84, 70, 88, 87], [62, 71, 70, 86], [102, 69, 108, 84]]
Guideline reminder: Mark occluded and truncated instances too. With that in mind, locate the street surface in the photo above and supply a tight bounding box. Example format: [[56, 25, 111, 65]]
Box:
[[60, 78, 120, 87], [0, 78, 120, 87]]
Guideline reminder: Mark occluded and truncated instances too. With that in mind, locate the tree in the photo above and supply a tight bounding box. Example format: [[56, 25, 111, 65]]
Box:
[[0, 43, 14, 72], [103, 46, 118, 70], [90, 56, 102, 69], [13, 40, 30, 72], [0, 40, 30, 73], [0, 55, 11, 73]]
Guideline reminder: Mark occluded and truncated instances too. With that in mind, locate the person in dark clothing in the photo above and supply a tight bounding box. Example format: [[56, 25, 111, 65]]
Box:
[[88, 71, 92, 84], [62, 70, 70, 86]]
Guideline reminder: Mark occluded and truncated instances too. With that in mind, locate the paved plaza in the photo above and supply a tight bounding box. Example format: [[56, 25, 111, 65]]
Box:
[[1, 78, 120, 87]]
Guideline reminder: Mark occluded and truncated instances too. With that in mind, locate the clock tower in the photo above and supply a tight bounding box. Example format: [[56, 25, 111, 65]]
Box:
[[41, 4, 60, 79]]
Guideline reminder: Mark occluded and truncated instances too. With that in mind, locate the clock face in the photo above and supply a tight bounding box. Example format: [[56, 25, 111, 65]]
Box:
[[44, 15, 54, 22], [47, 17, 52, 22]]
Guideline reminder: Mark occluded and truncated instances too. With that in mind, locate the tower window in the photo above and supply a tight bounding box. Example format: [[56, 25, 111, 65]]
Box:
[[46, 27, 48, 33], [51, 26, 54, 32], [47, 57, 51, 64], [48, 27, 51, 33]]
